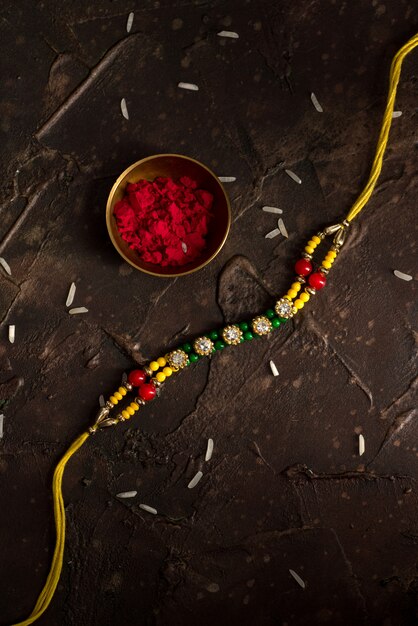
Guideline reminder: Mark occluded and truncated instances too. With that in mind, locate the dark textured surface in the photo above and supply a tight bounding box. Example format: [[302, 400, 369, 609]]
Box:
[[1, 2, 418, 625]]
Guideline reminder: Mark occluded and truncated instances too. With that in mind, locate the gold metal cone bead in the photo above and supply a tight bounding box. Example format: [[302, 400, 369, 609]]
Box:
[[167, 349, 189, 370], [222, 325, 242, 345], [193, 336, 214, 355], [252, 315, 272, 336], [274, 298, 294, 319]]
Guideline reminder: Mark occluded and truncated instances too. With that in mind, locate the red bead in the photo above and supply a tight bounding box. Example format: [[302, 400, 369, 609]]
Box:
[[138, 382, 156, 401], [295, 258, 312, 276], [308, 272, 326, 290], [128, 369, 146, 387]]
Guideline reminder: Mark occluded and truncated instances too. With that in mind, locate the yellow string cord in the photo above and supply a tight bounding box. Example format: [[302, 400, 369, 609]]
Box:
[[345, 32, 418, 223], [12, 432, 90, 626], [7, 32, 418, 626]]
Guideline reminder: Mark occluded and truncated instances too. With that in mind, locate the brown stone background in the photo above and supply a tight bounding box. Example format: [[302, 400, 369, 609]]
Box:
[[0, 1, 417, 625]]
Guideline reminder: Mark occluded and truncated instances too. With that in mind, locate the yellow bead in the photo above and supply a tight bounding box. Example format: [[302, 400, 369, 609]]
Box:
[[291, 282, 301, 292], [126, 406, 135, 416], [307, 240, 317, 249], [322, 260, 332, 269], [157, 357, 166, 367], [305, 245, 314, 254], [284, 295, 292, 301], [312, 235, 321, 244], [118, 386, 127, 396], [114, 391, 123, 401], [149, 361, 159, 372], [300, 292, 310, 302], [130, 402, 139, 411], [287, 289, 298, 299], [156, 372, 166, 383], [109, 395, 118, 405], [294, 299, 304, 309], [163, 367, 173, 377], [121, 409, 130, 420], [327, 250, 337, 258]]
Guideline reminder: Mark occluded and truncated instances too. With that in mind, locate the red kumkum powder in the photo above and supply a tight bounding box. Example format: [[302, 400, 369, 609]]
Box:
[[114, 176, 214, 267]]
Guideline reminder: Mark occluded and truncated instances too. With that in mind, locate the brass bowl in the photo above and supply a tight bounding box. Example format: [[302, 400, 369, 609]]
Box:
[[106, 153, 231, 277]]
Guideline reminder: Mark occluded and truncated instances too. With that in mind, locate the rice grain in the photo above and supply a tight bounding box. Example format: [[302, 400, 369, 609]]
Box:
[[265, 228, 280, 239], [121, 98, 129, 120], [178, 82, 199, 91], [0, 257, 11, 275], [205, 438, 214, 462], [262, 206, 283, 214], [285, 169, 302, 184], [188, 471, 203, 489], [394, 270, 412, 281], [117, 491, 137, 499], [289, 569, 306, 589], [69, 307, 88, 315], [278, 218, 289, 238], [8, 325, 15, 344], [217, 30, 239, 39], [139, 503, 158, 515], [310, 92, 323, 112], [66, 282, 76, 307], [126, 12, 134, 32]]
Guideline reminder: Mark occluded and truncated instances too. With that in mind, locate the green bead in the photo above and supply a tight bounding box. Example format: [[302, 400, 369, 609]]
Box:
[[182, 342, 192, 353], [209, 330, 219, 341], [214, 340, 225, 350], [277, 317, 288, 323], [239, 336, 245, 343], [185, 359, 191, 366], [189, 353, 199, 363], [244, 331, 254, 341], [265, 309, 275, 319], [271, 317, 281, 328], [239, 322, 249, 332]]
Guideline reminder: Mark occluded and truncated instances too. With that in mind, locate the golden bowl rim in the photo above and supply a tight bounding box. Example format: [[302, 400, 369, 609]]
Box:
[[106, 153, 232, 278]]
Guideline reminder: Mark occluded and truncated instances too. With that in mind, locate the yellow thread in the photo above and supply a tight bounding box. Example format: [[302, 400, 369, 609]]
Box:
[[12, 432, 89, 626], [345, 33, 418, 223]]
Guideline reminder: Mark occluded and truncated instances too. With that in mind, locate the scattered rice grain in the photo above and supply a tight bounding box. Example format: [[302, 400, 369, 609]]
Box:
[[117, 491, 137, 499], [139, 503, 158, 515], [262, 206, 283, 214], [359, 433, 365, 456], [265, 228, 280, 239], [217, 30, 239, 39], [205, 438, 214, 462], [181, 241, 188, 253], [8, 325, 15, 344], [392, 110, 402, 118], [310, 92, 323, 113], [278, 218, 289, 238], [269, 360, 279, 377], [126, 12, 134, 32], [0, 414, 4, 439], [69, 307, 89, 315], [188, 470, 203, 489], [218, 176, 236, 182], [120, 98, 129, 120], [289, 569, 306, 589], [178, 82, 199, 91], [393, 269, 412, 281], [66, 282, 76, 307], [285, 169, 302, 184], [0, 257, 11, 275]]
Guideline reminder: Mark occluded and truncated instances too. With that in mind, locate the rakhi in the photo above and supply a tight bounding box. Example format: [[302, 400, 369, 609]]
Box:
[[10, 33, 418, 626]]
